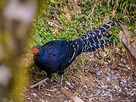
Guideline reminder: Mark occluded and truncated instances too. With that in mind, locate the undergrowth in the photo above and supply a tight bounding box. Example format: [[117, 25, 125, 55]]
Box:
[[32, 0, 135, 44]]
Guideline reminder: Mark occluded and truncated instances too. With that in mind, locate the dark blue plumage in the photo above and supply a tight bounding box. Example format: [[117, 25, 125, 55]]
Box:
[[31, 21, 115, 88], [34, 40, 79, 77]]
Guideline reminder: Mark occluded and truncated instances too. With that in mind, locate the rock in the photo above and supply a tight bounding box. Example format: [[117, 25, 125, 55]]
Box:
[[103, 91, 110, 96], [107, 60, 112, 64], [106, 76, 111, 81], [101, 52, 107, 57], [118, 63, 127, 68], [119, 24, 136, 59], [95, 67, 100, 71], [95, 89, 101, 94], [118, 63, 131, 69], [96, 71, 101, 76], [110, 70, 114, 75], [81, 92, 87, 96], [65, 81, 73, 89], [122, 59, 126, 64]]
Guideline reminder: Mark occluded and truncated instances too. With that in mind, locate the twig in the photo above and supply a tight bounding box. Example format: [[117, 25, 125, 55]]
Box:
[[88, 4, 96, 18], [60, 87, 84, 102]]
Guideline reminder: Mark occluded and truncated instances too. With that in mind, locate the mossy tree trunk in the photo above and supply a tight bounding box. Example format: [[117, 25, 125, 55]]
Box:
[[0, 0, 46, 101]]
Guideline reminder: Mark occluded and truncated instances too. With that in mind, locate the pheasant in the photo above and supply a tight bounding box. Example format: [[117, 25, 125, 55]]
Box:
[[31, 21, 115, 89]]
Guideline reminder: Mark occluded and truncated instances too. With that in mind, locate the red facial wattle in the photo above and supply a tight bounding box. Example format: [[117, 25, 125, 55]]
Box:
[[32, 47, 39, 55]]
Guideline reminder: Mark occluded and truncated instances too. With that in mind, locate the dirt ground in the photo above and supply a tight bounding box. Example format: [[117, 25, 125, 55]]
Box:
[[24, 46, 136, 102]]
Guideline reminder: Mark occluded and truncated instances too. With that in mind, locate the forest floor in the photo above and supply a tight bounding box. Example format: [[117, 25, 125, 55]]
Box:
[[24, 46, 136, 102]]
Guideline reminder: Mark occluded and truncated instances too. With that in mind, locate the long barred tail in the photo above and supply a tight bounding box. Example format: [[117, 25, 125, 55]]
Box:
[[74, 21, 115, 53]]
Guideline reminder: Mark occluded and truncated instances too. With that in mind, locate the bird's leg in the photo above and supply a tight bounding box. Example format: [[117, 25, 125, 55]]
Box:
[[30, 77, 49, 89], [60, 74, 63, 86], [51, 74, 63, 89]]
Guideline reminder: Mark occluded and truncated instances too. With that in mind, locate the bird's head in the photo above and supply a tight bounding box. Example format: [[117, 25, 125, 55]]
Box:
[[31, 45, 43, 55]]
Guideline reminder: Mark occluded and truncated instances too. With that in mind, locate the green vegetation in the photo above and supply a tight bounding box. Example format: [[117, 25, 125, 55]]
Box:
[[32, 0, 135, 46]]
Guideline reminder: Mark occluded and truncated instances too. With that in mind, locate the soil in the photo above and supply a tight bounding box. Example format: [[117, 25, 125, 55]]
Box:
[[24, 46, 136, 102]]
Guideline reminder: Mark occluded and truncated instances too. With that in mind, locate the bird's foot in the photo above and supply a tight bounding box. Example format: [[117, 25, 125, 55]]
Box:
[[51, 75, 63, 89], [30, 78, 49, 89], [51, 83, 62, 89]]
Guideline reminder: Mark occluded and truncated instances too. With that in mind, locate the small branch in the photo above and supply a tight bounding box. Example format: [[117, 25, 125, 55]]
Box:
[[88, 4, 96, 18], [60, 87, 84, 102]]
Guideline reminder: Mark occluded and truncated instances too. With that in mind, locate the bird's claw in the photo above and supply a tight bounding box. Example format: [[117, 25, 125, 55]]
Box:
[[51, 75, 63, 89], [51, 83, 62, 89], [30, 78, 49, 89]]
